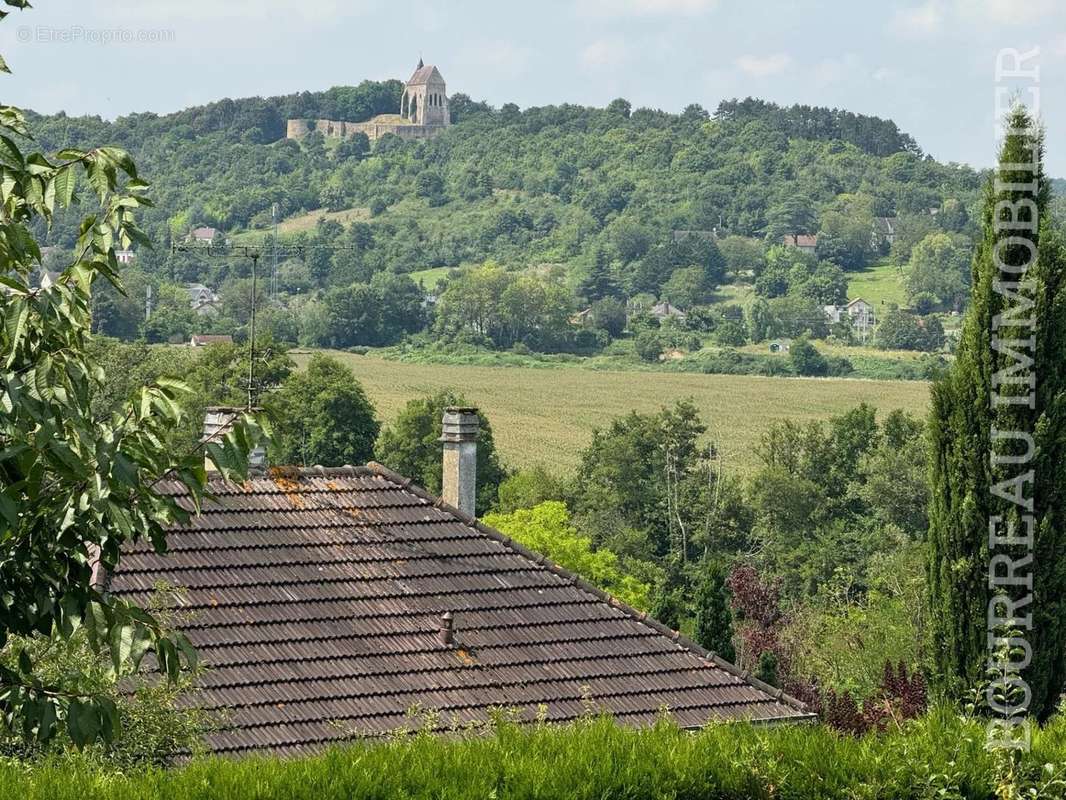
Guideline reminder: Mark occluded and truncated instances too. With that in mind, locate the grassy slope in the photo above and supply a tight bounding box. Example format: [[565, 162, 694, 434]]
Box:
[[297, 352, 930, 475], [408, 267, 453, 291], [846, 259, 908, 307], [232, 207, 371, 242]]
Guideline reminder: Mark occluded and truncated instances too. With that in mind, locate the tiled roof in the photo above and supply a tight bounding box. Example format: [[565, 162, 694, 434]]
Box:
[[782, 234, 818, 248], [407, 64, 444, 86], [108, 465, 812, 756]]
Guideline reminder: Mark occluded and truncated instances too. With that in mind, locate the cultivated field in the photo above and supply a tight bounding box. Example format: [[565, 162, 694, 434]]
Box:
[[294, 352, 931, 475]]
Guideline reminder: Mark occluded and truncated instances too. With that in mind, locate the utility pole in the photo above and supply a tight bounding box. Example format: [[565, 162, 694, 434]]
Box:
[[271, 203, 279, 301], [145, 284, 152, 321], [248, 252, 259, 410]]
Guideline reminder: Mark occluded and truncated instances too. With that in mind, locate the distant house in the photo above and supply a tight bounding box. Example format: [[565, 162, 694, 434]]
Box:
[[825, 298, 876, 338], [185, 282, 220, 315], [189, 334, 233, 347], [188, 226, 220, 245], [115, 249, 136, 265], [871, 217, 898, 248], [782, 234, 818, 254], [650, 301, 687, 322], [569, 307, 594, 327]]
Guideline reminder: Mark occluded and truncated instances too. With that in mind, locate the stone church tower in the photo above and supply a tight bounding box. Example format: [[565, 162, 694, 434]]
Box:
[[400, 59, 450, 127]]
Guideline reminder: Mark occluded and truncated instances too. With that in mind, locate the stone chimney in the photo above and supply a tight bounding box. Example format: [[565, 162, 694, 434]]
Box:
[[440, 407, 478, 516], [203, 406, 266, 471]]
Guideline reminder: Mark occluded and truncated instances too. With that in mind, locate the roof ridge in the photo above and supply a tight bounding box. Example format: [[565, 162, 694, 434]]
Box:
[[363, 462, 811, 716]]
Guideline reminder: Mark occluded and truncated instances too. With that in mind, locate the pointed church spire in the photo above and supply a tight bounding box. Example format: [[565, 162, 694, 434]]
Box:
[[417, 56, 424, 69]]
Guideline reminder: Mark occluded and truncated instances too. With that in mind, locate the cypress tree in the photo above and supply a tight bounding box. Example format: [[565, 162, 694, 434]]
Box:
[[693, 561, 736, 662], [579, 249, 622, 303], [927, 106, 1066, 718]]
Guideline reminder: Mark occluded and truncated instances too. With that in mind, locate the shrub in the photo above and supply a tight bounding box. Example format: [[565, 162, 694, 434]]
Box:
[[495, 467, 566, 513], [633, 330, 664, 362], [8, 710, 1066, 799], [0, 588, 211, 769], [789, 337, 829, 376], [714, 319, 748, 347]]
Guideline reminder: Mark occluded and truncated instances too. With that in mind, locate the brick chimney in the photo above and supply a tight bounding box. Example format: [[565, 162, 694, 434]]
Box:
[[203, 406, 266, 471], [440, 407, 478, 516]]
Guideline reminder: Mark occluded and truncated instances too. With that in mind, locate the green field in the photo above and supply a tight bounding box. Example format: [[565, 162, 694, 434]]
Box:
[[408, 266, 454, 291], [847, 259, 908, 307], [293, 352, 930, 475]]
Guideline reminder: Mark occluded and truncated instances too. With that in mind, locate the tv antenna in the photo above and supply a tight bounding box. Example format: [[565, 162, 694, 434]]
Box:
[[171, 240, 370, 408]]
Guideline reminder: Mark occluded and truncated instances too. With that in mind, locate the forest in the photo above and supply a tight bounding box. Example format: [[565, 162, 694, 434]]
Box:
[[25, 80, 1007, 374]]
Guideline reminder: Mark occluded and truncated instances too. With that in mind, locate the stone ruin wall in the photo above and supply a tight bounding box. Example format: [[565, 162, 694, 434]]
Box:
[[286, 118, 444, 143]]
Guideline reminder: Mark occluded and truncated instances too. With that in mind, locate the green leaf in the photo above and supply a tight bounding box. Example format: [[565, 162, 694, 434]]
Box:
[[0, 134, 24, 167], [112, 622, 135, 670], [4, 302, 28, 366], [66, 699, 101, 748], [52, 165, 75, 207]]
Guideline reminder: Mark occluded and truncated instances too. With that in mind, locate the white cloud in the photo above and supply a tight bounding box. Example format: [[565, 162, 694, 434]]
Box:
[[891, 1, 944, 37], [576, 0, 716, 17], [734, 52, 791, 77], [580, 38, 628, 70], [956, 0, 1057, 25]]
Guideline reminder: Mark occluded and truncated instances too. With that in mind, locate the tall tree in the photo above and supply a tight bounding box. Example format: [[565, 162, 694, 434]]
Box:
[[692, 560, 736, 661], [927, 106, 1066, 718], [266, 354, 379, 467], [578, 249, 623, 303]]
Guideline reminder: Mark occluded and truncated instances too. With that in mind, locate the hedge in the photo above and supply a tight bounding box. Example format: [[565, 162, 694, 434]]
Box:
[[2, 709, 1066, 800]]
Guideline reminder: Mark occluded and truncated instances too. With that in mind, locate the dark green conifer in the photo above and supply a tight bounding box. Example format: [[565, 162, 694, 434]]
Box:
[[927, 106, 1066, 718]]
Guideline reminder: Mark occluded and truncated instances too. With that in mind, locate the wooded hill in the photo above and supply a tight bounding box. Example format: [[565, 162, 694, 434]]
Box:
[[26, 81, 984, 292]]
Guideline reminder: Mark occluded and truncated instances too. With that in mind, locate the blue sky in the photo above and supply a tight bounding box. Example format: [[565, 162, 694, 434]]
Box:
[[1, 0, 1063, 173]]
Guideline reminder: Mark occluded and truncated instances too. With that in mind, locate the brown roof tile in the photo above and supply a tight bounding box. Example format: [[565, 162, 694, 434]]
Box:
[[108, 465, 812, 755]]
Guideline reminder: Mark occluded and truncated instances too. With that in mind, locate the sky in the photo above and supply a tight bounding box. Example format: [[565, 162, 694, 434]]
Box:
[[0, 0, 1063, 173]]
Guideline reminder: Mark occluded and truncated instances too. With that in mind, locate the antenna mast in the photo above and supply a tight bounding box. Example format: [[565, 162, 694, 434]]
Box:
[[248, 252, 259, 410], [271, 203, 279, 301]]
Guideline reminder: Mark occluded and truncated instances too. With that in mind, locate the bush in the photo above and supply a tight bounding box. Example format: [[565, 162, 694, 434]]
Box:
[[789, 337, 829, 376], [0, 589, 210, 769], [714, 319, 748, 347], [496, 466, 566, 513], [7, 710, 1066, 798], [875, 307, 946, 352], [633, 330, 664, 362]]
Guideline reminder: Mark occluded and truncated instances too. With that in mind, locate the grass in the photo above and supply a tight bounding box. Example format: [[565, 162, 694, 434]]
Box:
[[295, 351, 930, 475], [847, 259, 908, 308], [407, 266, 453, 291], [707, 281, 755, 306], [233, 207, 370, 242], [738, 340, 926, 362], [3, 711, 1063, 800]]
